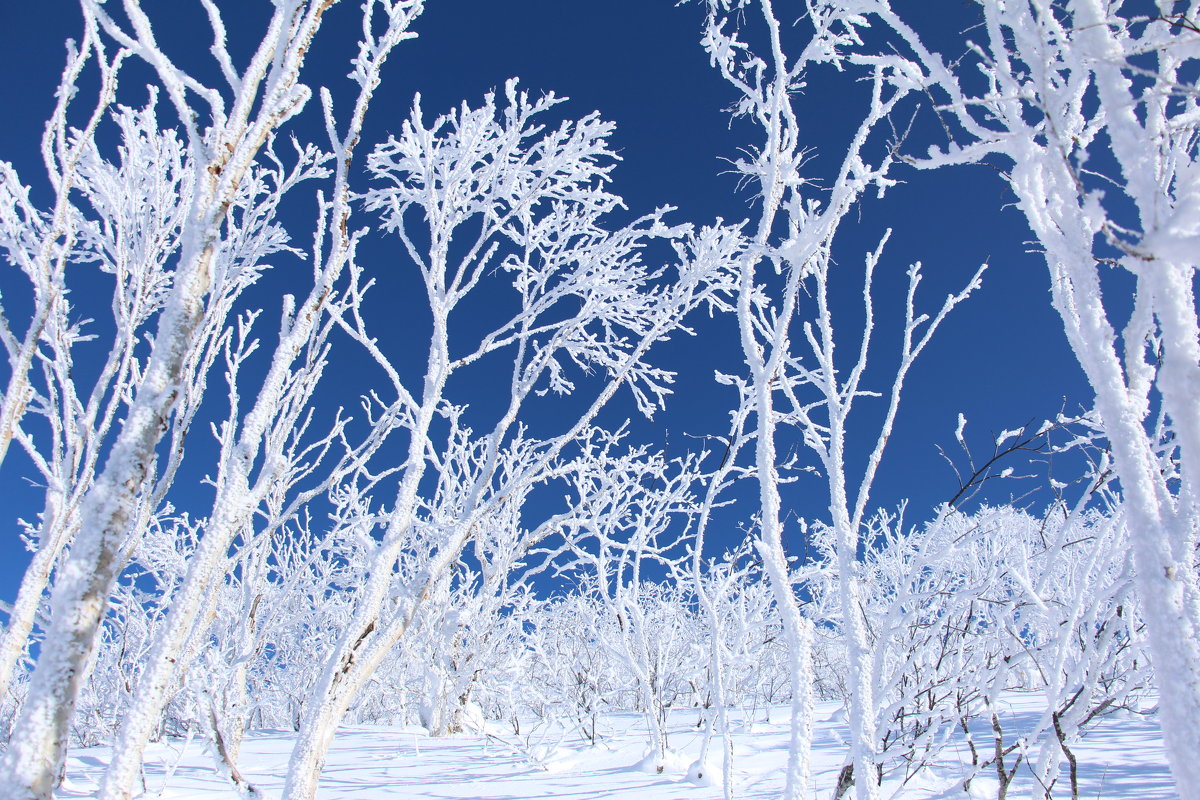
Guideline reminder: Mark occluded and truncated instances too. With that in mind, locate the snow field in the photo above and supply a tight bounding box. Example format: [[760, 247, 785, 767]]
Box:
[[56, 695, 1175, 799]]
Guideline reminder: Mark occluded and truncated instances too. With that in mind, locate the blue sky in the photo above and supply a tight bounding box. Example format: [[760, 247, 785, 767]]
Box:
[[0, 1, 1094, 597]]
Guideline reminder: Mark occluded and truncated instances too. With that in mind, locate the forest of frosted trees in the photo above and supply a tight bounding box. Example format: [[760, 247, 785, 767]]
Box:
[[0, 1, 1197, 799]]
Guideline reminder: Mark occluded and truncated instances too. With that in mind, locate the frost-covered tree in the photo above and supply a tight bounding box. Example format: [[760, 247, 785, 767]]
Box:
[[806, 493, 1149, 797], [688, 541, 783, 796], [2, 2, 1195, 799], [278, 81, 740, 798], [875, 2, 1200, 792], [0, 2, 427, 797], [1, 2, 741, 795], [547, 439, 706, 768], [691, 2, 982, 797]]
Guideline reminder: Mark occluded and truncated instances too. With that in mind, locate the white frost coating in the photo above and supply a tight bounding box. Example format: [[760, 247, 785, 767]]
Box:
[[696, 2, 982, 797], [97, 3, 426, 798], [279, 80, 739, 800], [995, 429, 1021, 448], [0, 15, 138, 706], [2, 4, 1196, 800], [887, 1, 1200, 795], [0, 1, 356, 797]]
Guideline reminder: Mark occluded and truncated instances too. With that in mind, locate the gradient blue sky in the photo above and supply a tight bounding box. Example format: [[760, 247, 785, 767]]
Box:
[[0, 1, 1093, 598]]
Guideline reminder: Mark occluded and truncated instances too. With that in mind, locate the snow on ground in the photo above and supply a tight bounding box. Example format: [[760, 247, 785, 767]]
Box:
[[57, 695, 1175, 799]]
